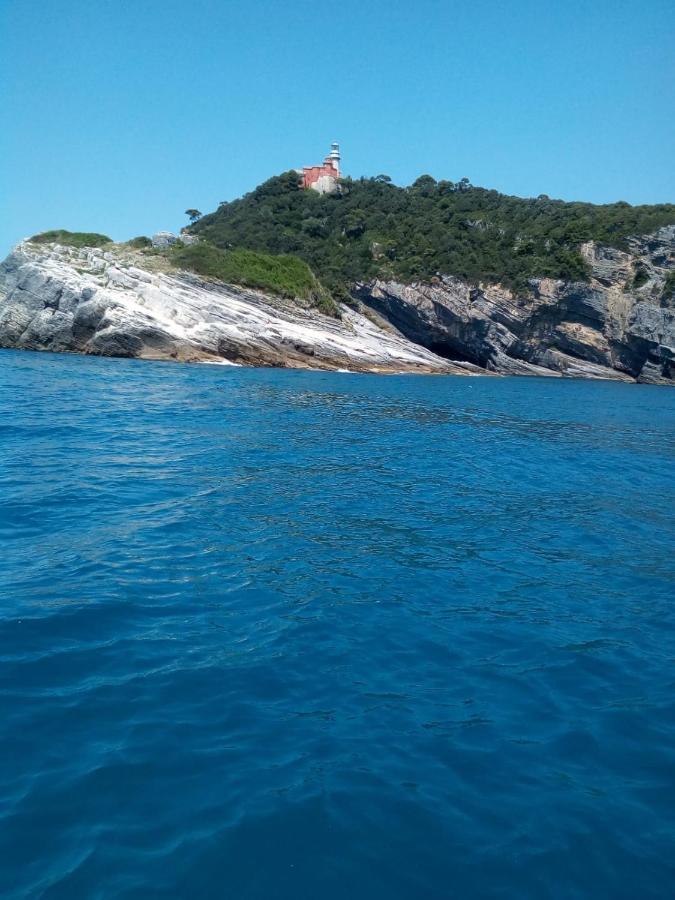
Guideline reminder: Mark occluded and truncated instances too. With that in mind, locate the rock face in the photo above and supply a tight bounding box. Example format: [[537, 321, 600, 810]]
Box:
[[354, 226, 675, 384], [151, 231, 178, 248], [0, 242, 475, 375], [1, 228, 674, 382]]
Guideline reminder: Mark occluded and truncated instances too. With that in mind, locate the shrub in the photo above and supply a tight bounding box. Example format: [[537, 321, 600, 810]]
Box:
[[631, 265, 650, 290], [127, 235, 152, 248], [29, 229, 112, 248], [662, 271, 675, 302], [170, 241, 339, 317]]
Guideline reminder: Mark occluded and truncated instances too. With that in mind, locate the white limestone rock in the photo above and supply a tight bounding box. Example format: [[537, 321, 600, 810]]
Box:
[[0, 242, 469, 374], [3, 228, 673, 383]]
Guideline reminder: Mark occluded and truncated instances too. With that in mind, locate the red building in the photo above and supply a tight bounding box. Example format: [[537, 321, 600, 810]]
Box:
[[302, 143, 341, 193]]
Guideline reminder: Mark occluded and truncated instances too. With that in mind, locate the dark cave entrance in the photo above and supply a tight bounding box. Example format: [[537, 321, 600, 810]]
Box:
[[427, 340, 483, 367]]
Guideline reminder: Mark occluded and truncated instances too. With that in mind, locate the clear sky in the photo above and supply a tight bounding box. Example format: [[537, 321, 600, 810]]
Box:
[[1, 0, 674, 255]]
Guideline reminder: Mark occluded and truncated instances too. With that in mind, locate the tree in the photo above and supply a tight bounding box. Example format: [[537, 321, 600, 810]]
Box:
[[344, 210, 367, 238], [185, 209, 202, 224], [301, 217, 328, 238], [189, 170, 675, 294], [411, 175, 437, 192]]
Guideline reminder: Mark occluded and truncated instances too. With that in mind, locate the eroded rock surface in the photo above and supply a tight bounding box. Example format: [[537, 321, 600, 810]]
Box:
[[0, 242, 476, 375], [355, 226, 675, 383], [1, 228, 674, 382]]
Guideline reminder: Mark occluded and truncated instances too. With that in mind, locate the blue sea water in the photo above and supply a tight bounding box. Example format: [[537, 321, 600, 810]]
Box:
[[1, 348, 674, 899]]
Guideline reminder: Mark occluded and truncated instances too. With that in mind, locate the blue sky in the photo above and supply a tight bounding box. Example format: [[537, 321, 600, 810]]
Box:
[[1, 0, 673, 255]]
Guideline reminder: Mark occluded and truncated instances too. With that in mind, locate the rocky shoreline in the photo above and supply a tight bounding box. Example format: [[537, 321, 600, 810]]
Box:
[[1, 228, 673, 383], [354, 228, 675, 384], [0, 242, 477, 376]]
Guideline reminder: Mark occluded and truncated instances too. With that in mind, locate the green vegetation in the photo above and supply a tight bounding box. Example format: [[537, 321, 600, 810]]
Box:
[[170, 241, 338, 317], [631, 265, 650, 290], [127, 235, 152, 249], [29, 229, 112, 248], [193, 172, 675, 293], [663, 270, 675, 302], [28, 176, 675, 311]]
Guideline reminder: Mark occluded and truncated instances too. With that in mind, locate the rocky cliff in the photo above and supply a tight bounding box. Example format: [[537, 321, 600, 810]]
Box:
[[354, 227, 675, 384], [1, 228, 674, 383], [0, 241, 476, 375]]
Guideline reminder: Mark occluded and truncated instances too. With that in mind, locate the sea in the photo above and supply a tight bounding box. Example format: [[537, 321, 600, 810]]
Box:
[[1, 348, 674, 899]]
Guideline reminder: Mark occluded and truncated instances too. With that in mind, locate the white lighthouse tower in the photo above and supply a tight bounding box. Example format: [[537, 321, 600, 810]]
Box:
[[328, 142, 341, 177]]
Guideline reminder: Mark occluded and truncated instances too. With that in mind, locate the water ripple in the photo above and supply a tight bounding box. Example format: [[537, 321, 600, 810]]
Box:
[[1, 349, 674, 899]]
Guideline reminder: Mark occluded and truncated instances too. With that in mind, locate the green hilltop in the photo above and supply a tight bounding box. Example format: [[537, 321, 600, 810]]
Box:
[[27, 177, 675, 313], [193, 172, 675, 296], [29, 229, 113, 249]]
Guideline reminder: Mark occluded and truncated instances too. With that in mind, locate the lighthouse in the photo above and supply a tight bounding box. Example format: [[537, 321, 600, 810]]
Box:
[[328, 142, 341, 177], [301, 142, 342, 194]]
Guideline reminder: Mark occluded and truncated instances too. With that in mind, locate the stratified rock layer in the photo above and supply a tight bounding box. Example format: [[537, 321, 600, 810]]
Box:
[[0, 242, 476, 375], [354, 227, 675, 384], [1, 227, 674, 382]]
